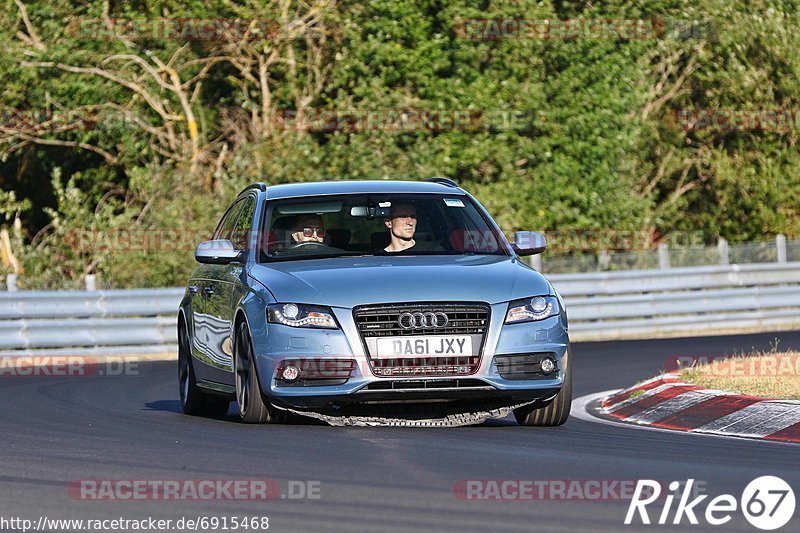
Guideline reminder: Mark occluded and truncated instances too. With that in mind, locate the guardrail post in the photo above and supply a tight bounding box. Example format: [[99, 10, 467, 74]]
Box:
[[85, 274, 97, 291], [657, 243, 670, 269], [718, 238, 729, 265], [6, 273, 18, 292], [776, 234, 787, 263], [530, 254, 542, 271], [598, 250, 610, 270]]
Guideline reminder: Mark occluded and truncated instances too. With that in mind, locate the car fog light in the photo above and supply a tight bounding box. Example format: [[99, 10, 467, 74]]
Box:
[[282, 364, 300, 381], [540, 358, 555, 373]]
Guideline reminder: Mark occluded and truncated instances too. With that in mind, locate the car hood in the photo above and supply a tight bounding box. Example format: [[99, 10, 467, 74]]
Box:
[[249, 255, 552, 308]]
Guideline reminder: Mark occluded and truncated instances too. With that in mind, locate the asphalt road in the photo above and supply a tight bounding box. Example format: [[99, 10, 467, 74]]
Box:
[[2, 330, 799, 533]]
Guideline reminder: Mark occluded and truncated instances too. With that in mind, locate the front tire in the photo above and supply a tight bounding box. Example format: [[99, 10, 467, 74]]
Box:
[[178, 319, 230, 417], [514, 348, 572, 427], [234, 321, 284, 424]]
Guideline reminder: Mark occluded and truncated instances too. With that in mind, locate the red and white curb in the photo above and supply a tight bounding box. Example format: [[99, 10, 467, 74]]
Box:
[[596, 373, 800, 443]]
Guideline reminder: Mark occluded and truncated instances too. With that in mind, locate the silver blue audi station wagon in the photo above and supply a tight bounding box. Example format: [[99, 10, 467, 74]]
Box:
[[178, 178, 571, 427]]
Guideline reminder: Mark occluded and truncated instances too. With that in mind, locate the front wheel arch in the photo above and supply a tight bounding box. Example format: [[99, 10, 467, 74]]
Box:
[[233, 309, 292, 424]]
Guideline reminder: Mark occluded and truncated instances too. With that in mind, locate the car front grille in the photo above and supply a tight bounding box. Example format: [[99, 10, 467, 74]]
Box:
[[353, 302, 490, 377], [363, 378, 491, 391]]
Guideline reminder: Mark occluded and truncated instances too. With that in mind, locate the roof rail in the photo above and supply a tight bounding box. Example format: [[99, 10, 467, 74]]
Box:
[[425, 177, 459, 188], [239, 182, 268, 196]]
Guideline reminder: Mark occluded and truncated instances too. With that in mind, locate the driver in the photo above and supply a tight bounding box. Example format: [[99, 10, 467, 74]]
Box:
[[383, 203, 417, 252], [290, 214, 326, 244]]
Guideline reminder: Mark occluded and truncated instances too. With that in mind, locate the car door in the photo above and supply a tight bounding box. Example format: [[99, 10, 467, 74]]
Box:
[[215, 196, 256, 385], [192, 199, 244, 383]]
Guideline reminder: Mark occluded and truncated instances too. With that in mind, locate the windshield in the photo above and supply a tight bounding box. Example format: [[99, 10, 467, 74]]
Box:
[[258, 194, 509, 262]]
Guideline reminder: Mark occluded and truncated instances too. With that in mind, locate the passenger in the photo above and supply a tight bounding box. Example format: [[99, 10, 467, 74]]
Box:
[[383, 203, 418, 252], [290, 214, 326, 244]]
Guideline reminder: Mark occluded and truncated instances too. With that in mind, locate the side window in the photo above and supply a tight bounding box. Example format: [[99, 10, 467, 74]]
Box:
[[231, 197, 256, 250], [214, 200, 244, 240]]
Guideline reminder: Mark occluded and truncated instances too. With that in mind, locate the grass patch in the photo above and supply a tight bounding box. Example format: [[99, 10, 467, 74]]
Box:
[[680, 347, 800, 400]]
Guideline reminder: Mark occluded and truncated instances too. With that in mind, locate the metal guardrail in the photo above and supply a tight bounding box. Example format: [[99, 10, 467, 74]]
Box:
[[1, 263, 799, 353], [549, 262, 800, 295], [551, 262, 800, 340], [0, 289, 182, 354]]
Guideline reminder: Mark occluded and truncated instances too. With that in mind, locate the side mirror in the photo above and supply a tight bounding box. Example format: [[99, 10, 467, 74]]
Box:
[[512, 231, 546, 256], [195, 239, 243, 264]]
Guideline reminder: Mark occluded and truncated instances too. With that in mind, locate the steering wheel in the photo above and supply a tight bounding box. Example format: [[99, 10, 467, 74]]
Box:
[[289, 241, 326, 249]]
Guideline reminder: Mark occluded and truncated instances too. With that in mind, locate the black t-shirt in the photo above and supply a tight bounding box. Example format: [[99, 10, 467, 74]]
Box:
[[382, 239, 442, 253]]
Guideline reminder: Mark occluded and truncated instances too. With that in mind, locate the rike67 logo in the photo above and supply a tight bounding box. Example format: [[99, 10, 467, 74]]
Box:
[[626, 477, 795, 530]]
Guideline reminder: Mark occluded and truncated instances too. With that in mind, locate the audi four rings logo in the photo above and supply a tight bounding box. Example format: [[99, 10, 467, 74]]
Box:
[[398, 312, 449, 329]]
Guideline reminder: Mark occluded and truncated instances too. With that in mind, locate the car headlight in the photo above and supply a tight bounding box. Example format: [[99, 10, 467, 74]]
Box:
[[267, 303, 338, 329], [505, 296, 560, 324]]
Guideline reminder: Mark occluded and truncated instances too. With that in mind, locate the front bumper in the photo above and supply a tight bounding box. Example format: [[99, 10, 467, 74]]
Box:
[[252, 302, 569, 413], [269, 383, 561, 411]]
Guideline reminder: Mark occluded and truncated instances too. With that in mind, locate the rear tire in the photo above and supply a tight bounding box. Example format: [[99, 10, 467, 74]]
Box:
[[235, 321, 287, 424], [514, 347, 572, 427], [178, 319, 230, 417]]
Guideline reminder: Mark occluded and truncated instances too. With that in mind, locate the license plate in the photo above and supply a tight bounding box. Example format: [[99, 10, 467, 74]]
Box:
[[374, 335, 473, 358]]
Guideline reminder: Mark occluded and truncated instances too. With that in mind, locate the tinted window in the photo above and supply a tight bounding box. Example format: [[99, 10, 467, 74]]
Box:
[[231, 197, 256, 250], [214, 200, 244, 240], [259, 194, 507, 262]]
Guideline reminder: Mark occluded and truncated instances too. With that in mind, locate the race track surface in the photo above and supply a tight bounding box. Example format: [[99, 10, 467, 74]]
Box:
[[2, 331, 799, 532]]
